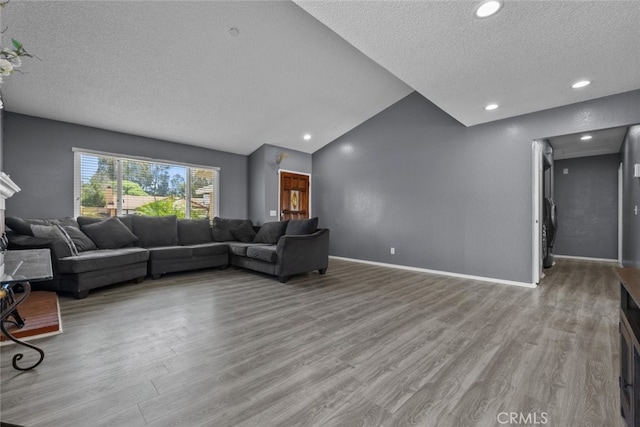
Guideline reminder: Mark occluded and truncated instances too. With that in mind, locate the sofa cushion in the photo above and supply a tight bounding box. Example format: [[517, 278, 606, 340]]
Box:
[[147, 246, 193, 261], [57, 247, 149, 274], [78, 216, 134, 232], [81, 217, 139, 249], [187, 242, 230, 257], [285, 217, 318, 236], [253, 220, 288, 244], [246, 245, 277, 263], [212, 217, 253, 242], [31, 224, 79, 256], [7, 217, 80, 236], [178, 219, 213, 245], [227, 242, 256, 256], [61, 226, 98, 252], [6, 217, 35, 235], [230, 221, 257, 243], [132, 215, 179, 248]]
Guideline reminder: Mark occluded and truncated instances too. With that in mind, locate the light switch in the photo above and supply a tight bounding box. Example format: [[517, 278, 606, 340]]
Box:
[[269, 210, 277, 217], [563, 168, 569, 175]]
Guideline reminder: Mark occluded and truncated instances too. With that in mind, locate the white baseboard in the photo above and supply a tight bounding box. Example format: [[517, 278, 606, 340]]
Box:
[[329, 256, 536, 289], [554, 254, 619, 264]]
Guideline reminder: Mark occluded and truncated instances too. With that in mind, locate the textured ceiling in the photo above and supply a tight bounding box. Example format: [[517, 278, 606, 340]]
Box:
[[2, 1, 640, 156], [295, 0, 640, 127], [1, 1, 411, 155]]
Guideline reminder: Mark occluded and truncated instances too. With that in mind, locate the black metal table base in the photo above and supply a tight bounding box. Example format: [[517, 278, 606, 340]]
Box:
[[1, 282, 46, 371]]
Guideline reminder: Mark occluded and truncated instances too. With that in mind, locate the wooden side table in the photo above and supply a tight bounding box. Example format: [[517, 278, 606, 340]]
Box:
[[1, 249, 53, 371]]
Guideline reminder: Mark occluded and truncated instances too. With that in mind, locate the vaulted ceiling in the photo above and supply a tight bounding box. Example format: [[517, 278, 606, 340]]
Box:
[[3, 1, 639, 155]]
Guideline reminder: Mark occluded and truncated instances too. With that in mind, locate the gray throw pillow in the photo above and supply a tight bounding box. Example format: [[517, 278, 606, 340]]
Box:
[[285, 217, 318, 235], [78, 215, 134, 232], [230, 222, 257, 243], [131, 215, 179, 247], [253, 220, 289, 244], [7, 217, 80, 236], [62, 226, 98, 252], [212, 217, 253, 241], [5, 217, 35, 235], [31, 224, 79, 256], [81, 217, 139, 249], [177, 219, 213, 245]]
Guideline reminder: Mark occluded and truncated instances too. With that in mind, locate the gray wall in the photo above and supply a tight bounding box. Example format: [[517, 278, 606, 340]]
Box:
[[553, 154, 620, 260], [313, 90, 640, 284], [248, 143, 312, 225], [3, 113, 249, 219], [622, 125, 640, 268], [248, 145, 267, 224]]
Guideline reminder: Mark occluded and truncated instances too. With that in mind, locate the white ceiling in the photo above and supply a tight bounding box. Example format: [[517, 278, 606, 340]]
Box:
[[2, 1, 640, 156], [549, 126, 628, 160], [295, 0, 640, 126], [1, 1, 412, 155]]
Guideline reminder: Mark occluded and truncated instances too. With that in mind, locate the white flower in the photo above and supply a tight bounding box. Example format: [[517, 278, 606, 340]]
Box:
[[1, 49, 21, 67], [0, 59, 13, 76]]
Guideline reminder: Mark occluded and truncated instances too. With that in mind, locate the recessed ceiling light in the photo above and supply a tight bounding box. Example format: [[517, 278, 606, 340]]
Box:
[[228, 27, 240, 37], [303, 134, 311, 141], [476, 1, 502, 18], [572, 80, 590, 89], [485, 104, 499, 111], [580, 135, 592, 141]]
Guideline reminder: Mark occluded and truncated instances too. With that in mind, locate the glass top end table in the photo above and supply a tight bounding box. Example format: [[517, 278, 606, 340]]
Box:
[[1, 249, 53, 370]]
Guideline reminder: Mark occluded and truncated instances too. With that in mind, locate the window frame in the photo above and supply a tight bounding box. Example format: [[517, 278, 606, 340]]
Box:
[[73, 148, 220, 220]]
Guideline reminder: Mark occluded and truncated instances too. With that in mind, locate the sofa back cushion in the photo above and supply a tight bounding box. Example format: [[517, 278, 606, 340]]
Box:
[[131, 215, 179, 248], [178, 219, 213, 245], [212, 217, 253, 242], [285, 217, 318, 236], [253, 220, 288, 244], [78, 215, 134, 232], [6, 217, 79, 236], [230, 222, 257, 243], [80, 217, 139, 249]]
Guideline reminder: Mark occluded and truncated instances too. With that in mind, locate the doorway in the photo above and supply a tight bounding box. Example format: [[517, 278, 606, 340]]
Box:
[[535, 125, 629, 279], [279, 170, 310, 221]]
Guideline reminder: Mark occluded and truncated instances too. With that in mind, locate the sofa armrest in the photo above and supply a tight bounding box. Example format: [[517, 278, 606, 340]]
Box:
[[276, 228, 329, 278]]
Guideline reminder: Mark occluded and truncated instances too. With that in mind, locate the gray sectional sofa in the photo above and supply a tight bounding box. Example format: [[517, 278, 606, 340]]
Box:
[[5, 215, 329, 299]]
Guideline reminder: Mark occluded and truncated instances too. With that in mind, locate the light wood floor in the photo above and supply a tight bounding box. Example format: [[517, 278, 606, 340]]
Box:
[[0, 258, 625, 426]]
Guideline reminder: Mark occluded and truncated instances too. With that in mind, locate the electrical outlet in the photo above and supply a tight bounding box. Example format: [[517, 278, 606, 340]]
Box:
[[390, 247, 395, 255]]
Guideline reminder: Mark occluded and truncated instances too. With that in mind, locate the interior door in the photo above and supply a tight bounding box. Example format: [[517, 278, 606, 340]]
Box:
[[280, 172, 309, 220]]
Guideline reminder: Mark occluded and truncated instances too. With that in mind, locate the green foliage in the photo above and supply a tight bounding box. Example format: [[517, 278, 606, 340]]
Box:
[[12, 39, 22, 51], [136, 198, 186, 218], [81, 181, 105, 207], [122, 180, 147, 196]]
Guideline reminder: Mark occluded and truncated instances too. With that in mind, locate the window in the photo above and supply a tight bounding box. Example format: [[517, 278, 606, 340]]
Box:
[[74, 150, 219, 221]]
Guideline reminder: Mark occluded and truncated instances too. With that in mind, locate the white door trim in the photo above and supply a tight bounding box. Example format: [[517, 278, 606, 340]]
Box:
[[532, 140, 543, 285], [619, 162, 623, 266]]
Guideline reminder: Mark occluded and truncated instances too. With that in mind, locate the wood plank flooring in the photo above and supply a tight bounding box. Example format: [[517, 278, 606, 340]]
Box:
[[0, 258, 625, 426]]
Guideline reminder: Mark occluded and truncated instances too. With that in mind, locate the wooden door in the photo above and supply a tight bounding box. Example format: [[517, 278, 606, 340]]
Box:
[[280, 172, 309, 220]]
